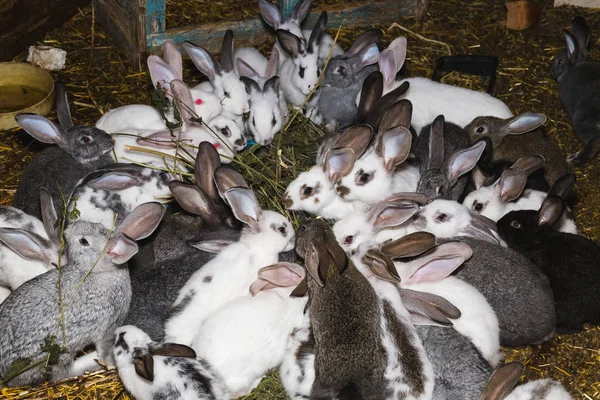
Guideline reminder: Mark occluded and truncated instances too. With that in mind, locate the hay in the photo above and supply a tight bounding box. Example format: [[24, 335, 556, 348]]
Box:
[[1, 0, 600, 398]]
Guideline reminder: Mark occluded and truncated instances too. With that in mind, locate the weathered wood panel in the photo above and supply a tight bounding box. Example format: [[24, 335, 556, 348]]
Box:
[[554, 0, 599, 7]]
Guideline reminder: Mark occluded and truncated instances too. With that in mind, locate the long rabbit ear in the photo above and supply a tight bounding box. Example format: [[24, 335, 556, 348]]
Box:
[[480, 362, 524, 400], [304, 242, 329, 287], [195, 141, 222, 200], [548, 173, 576, 200], [163, 40, 183, 80], [54, 82, 73, 129], [183, 41, 222, 81], [401, 288, 461, 324], [375, 125, 412, 172], [380, 231, 437, 259], [362, 248, 401, 283], [324, 147, 356, 182], [356, 71, 384, 123], [463, 213, 504, 246], [105, 233, 139, 264], [445, 141, 486, 185], [265, 48, 279, 79], [346, 29, 382, 57], [115, 202, 166, 241], [258, 0, 282, 29], [399, 242, 473, 284], [169, 181, 212, 219], [220, 30, 235, 73], [379, 99, 413, 133], [504, 112, 546, 135], [354, 43, 380, 70], [537, 196, 564, 228], [378, 49, 397, 85], [0, 228, 52, 263], [388, 36, 407, 74], [147, 55, 180, 98], [428, 115, 445, 170], [258, 262, 306, 287], [149, 343, 197, 358], [133, 350, 155, 382], [15, 113, 68, 146], [563, 30, 579, 63], [240, 76, 262, 95], [291, 0, 311, 22], [39, 188, 58, 243], [571, 16, 589, 56], [366, 201, 420, 232], [213, 166, 249, 200], [237, 58, 260, 78], [171, 79, 196, 121], [276, 30, 304, 57], [307, 12, 327, 54], [365, 81, 410, 130], [224, 187, 262, 230], [333, 124, 374, 158]]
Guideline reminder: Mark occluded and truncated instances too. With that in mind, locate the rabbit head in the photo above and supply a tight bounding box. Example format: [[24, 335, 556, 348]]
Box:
[[465, 112, 547, 148], [276, 11, 328, 96], [184, 31, 250, 117], [206, 114, 247, 151], [259, 0, 310, 37], [552, 16, 589, 82], [412, 199, 505, 246], [282, 166, 337, 214], [241, 76, 284, 146]]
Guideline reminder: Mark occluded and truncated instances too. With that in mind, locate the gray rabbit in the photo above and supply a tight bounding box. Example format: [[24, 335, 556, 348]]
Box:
[[551, 16, 600, 166], [0, 202, 164, 387], [13, 82, 115, 219], [318, 29, 382, 131]]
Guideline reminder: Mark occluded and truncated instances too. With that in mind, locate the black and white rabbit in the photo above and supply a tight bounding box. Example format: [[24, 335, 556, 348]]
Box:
[[551, 16, 600, 166], [14, 82, 114, 219]]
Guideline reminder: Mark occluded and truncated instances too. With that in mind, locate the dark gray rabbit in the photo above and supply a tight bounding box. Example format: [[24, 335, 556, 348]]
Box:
[[497, 174, 600, 333], [318, 29, 382, 131], [551, 16, 600, 166], [13, 82, 115, 219], [414, 115, 486, 201], [465, 112, 570, 186], [0, 202, 164, 387]]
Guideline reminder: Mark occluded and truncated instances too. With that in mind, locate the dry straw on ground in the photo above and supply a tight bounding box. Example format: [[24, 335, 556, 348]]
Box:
[[1, 0, 599, 398]]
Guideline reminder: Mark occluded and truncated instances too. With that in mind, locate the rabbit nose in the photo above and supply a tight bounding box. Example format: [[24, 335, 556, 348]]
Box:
[[282, 195, 294, 208]]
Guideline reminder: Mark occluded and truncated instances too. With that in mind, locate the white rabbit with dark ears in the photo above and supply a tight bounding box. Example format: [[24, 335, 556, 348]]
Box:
[[163, 171, 295, 346], [0, 203, 165, 387], [14, 82, 115, 219], [113, 325, 230, 400]]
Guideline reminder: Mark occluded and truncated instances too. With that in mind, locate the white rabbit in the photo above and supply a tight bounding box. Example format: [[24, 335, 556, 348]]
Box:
[[0, 189, 59, 290], [191, 262, 307, 397], [279, 312, 314, 400], [411, 199, 506, 246], [113, 325, 230, 400], [163, 183, 295, 346], [360, 35, 513, 133]]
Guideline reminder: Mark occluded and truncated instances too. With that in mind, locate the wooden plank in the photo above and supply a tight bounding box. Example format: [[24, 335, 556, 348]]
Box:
[[554, 0, 600, 7], [147, 0, 421, 54]]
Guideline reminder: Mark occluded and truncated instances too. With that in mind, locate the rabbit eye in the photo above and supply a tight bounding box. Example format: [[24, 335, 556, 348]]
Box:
[[476, 126, 485, 134], [80, 136, 92, 144], [299, 66, 305, 79], [435, 213, 448, 222], [220, 127, 231, 137], [278, 225, 287, 235], [474, 203, 484, 212], [557, 58, 564, 66], [158, 172, 171, 182], [336, 66, 345, 75], [343, 236, 353, 245], [252, 117, 256, 127], [356, 171, 372, 185], [79, 238, 89, 246], [223, 91, 231, 99], [272, 114, 277, 128], [303, 187, 313, 196], [511, 220, 522, 229]]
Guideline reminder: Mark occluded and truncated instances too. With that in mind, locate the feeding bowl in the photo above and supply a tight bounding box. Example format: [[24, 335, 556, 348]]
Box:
[[0, 62, 55, 130]]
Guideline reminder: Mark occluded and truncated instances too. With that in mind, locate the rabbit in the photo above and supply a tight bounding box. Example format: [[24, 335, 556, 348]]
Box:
[[551, 16, 600, 166], [14, 82, 115, 219], [464, 112, 570, 185], [367, 35, 513, 134], [190, 262, 307, 397], [413, 114, 486, 201], [0, 202, 165, 387], [333, 192, 427, 253], [276, 11, 328, 112], [185, 30, 250, 123], [295, 218, 434, 400], [125, 143, 247, 341], [113, 325, 230, 400], [163, 176, 296, 346], [0, 188, 60, 290], [497, 174, 600, 332], [411, 199, 506, 246], [67, 163, 173, 230], [279, 312, 315, 400], [318, 29, 382, 131], [462, 156, 578, 234], [258, 0, 343, 67], [481, 361, 573, 400]]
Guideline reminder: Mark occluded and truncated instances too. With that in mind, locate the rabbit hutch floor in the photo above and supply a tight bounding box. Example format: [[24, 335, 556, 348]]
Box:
[[1, 0, 600, 398]]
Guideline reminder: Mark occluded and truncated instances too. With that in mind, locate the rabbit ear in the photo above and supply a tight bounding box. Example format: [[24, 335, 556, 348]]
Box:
[[379, 99, 413, 133], [291, 0, 311, 22], [249, 278, 279, 295], [334, 124, 373, 158], [380, 231, 437, 259], [171, 79, 196, 121], [147, 55, 179, 99], [563, 30, 579, 63], [276, 30, 304, 57], [149, 343, 197, 358], [133, 349, 155, 382], [356, 71, 384, 122], [497, 169, 527, 202], [365, 81, 410, 130], [378, 49, 397, 85], [224, 187, 262, 229], [195, 142, 222, 200], [399, 242, 472, 284], [387, 36, 407, 73], [346, 29, 382, 57], [86, 172, 143, 190], [15, 114, 68, 146], [0, 228, 52, 263], [265, 48, 279, 79], [504, 112, 546, 135], [240, 76, 262, 95], [510, 154, 545, 175], [54, 82, 74, 129], [169, 181, 212, 218], [258, 0, 282, 29], [355, 43, 380, 70], [115, 202, 166, 241], [106, 234, 139, 264], [220, 30, 235, 73], [136, 129, 180, 149], [471, 166, 490, 190], [190, 239, 236, 253], [307, 12, 327, 54], [571, 16, 589, 54], [236, 58, 260, 78], [290, 278, 308, 297], [463, 213, 504, 246], [445, 141, 486, 184], [184, 41, 222, 81], [264, 76, 280, 94], [367, 201, 420, 232], [362, 248, 401, 283], [324, 147, 356, 182], [401, 288, 461, 324], [163, 40, 183, 80], [548, 173, 576, 200], [375, 125, 412, 172], [428, 115, 445, 170], [304, 243, 327, 287], [537, 196, 564, 228], [39, 188, 58, 242], [258, 262, 306, 287], [214, 167, 249, 199], [480, 362, 524, 400]]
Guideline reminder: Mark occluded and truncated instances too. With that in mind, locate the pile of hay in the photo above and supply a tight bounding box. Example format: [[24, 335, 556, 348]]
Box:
[[1, 0, 599, 398]]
